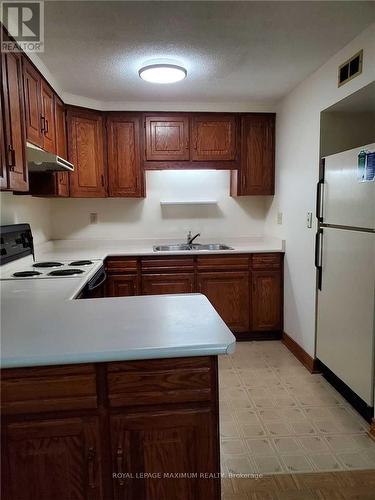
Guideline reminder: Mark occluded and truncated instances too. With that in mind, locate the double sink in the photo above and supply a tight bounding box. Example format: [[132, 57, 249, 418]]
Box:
[[153, 243, 233, 252]]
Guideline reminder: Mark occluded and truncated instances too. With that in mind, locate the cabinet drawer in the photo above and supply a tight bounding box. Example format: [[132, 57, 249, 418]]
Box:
[[252, 253, 281, 269], [196, 255, 249, 271], [107, 357, 213, 407], [141, 257, 194, 273], [1, 365, 97, 415], [106, 257, 138, 273]]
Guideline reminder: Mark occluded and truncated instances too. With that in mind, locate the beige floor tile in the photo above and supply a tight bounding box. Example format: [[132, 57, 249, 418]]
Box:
[[235, 409, 260, 424], [290, 421, 316, 436], [337, 452, 373, 469], [222, 438, 248, 456], [253, 455, 284, 474], [272, 437, 303, 455], [298, 436, 330, 453], [325, 435, 362, 453], [240, 423, 266, 438], [245, 438, 275, 456], [225, 456, 257, 475], [281, 455, 314, 473], [264, 421, 292, 436], [309, 453, 342, 471], [221, 420, 242, 438]]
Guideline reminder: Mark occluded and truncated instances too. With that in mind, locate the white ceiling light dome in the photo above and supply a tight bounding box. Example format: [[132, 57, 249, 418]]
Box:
[[139, 64, 187, 84]]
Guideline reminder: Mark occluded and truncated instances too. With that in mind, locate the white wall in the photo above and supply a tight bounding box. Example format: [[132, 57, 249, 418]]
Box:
[[50, 170, 267, 240], [0, 193, 51, 244], [265, 23, 375, 356]]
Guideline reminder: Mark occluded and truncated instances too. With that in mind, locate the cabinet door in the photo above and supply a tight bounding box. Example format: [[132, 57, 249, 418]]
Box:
[[191, 115, 236, 161], [67, 108, 106, 197], [23, 59, 43, 148], [107, 114, 144, 197], [141, 273, 195, 295], [197, 272, 249, 332], [41, 80, 56, 153], [0, 76, 8, 189], [234, 114, 275, 196], [145, 115, 189, 161], [111, 408, 218, 500], [3, 417, 102, 500], [54, 97, 69, 196], [251, 270, 281, 331], [106, 274, 139, 297], [2, 51, 28, 191]]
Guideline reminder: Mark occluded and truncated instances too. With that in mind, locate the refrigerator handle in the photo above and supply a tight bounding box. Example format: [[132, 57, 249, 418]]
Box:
[[315, 229, 323, 291], [316, 180, 324, 222]]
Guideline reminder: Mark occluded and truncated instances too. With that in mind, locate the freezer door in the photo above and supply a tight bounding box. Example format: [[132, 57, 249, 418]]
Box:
[[322, 144, 375, 229], [316, 227, 375, 405]]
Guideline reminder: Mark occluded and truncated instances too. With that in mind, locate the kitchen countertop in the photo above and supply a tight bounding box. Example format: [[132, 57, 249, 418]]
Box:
[[1, 235, 284, 369], [35, 236, 285, 261], [1, 274, 236, 369]]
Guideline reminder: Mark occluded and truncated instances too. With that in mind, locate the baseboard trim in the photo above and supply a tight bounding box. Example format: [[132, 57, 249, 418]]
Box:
[[370, 420, 375, 442], [235, 331, 282, 341], [282, 332, 320, 374]]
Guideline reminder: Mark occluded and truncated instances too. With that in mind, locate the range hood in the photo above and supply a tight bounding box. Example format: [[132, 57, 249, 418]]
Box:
[[26, 142, 74, 172]]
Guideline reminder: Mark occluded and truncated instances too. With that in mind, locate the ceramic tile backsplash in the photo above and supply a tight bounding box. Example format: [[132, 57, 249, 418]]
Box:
[[219, 341, 375, 476]]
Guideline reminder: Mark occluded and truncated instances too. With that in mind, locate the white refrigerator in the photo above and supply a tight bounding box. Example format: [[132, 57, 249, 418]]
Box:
[[316, 144, 375, 408]]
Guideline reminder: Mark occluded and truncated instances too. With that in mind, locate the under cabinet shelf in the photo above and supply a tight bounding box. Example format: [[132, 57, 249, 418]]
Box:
[[160, 200, 218, 206]]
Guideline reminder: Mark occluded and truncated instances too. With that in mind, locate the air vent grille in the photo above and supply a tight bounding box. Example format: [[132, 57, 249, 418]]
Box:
[[338, 50, 363, 87]]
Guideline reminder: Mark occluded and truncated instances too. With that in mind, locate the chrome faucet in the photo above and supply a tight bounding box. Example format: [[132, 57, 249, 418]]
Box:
[[187, 231, 201, 245]]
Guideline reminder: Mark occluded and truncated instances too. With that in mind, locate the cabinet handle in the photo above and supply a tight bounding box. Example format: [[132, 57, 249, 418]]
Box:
[[101, 175, 105, 186], [8, 145, 16, 169], [41, 115, 45, 132], [87, 447, 96, 489], [45, 119, 49, 134], [116, 447, 125, 486]]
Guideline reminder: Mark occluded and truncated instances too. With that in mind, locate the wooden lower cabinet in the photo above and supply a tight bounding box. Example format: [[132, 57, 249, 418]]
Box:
[[251, 270, 282, 331], [141, 273, 194, 295], [3, 416, 103, 500], [111, 408, 217, 500], [106, 274, 139, 297], [1, 356, 220, 500], [197, 271, 249, 332]]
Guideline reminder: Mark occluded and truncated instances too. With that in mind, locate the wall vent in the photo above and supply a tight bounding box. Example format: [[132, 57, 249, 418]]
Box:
[[338, 50, 363, 87]]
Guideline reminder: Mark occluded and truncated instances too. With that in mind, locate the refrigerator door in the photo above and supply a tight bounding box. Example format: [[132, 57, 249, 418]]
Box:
[[316, 227, 375, 405], [322, 144, 375, 229]]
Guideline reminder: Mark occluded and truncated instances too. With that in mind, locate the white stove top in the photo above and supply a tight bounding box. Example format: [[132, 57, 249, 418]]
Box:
[[0, 255, 102, 280]]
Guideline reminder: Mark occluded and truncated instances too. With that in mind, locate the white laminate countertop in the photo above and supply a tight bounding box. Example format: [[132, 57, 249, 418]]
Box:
[[35, 236, 285, 261], [1, 275, 236, 368]]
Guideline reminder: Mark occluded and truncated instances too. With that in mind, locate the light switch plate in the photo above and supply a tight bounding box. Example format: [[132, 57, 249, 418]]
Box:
[[89, 213, 98, 224], [277, 212, 283, 225]]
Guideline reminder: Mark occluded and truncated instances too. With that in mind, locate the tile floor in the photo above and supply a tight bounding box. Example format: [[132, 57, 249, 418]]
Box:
[[219, 341, 375, 476]]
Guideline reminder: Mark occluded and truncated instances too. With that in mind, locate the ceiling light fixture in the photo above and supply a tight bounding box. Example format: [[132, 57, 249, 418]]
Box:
[[139, 64, 187, 84]]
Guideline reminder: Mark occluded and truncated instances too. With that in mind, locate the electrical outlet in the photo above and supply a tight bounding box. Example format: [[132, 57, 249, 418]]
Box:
[[89, 213, 98, 224], [277, 212, 283, 225], [306, 212, 313, 228]]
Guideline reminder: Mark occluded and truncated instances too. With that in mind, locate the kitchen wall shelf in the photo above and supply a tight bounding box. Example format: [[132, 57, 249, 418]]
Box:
[[160, 200, 218, 206]]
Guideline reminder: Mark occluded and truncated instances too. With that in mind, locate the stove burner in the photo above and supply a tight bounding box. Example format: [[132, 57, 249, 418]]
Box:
[[48, 269, 84, 277], [69, 260, 93, 266], [13, 271, 42, 277], [33, 261, 63, 268]]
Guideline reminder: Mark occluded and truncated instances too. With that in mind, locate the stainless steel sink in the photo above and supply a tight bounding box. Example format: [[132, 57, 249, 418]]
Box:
[[153, 243, 233, 252]]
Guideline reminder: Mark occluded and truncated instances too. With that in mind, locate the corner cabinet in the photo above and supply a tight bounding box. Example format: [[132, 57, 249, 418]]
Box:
[[231, 113, 275, 196], [107, 113, 144, 197], [67, 108, 107, 197]]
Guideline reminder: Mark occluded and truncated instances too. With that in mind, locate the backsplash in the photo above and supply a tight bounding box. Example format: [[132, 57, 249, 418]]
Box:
[[50, 171, 268, 240]]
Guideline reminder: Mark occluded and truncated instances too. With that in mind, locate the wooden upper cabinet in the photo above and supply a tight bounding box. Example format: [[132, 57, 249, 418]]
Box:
[[107, 114, 144, 197], [22, 59, 43, 148], [1, 50, 28, 192], [40, 80, 56, 153], [191, 115, 237, 161], [251, 270, 281, 331], [3, 417, 103, 500], [54, 97, 69, 197], [145, 115, 189, 161], [231, 114, 275, 196], [0, 78, 8, 189], [67, 108, 106, 197]]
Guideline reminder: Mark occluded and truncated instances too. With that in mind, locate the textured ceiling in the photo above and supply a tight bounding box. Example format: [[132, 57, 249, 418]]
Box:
[[39, 1, 375, 105]]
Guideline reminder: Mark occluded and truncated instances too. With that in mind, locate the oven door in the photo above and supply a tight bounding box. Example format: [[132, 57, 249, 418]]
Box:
[[80, 266, 107, 299]]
